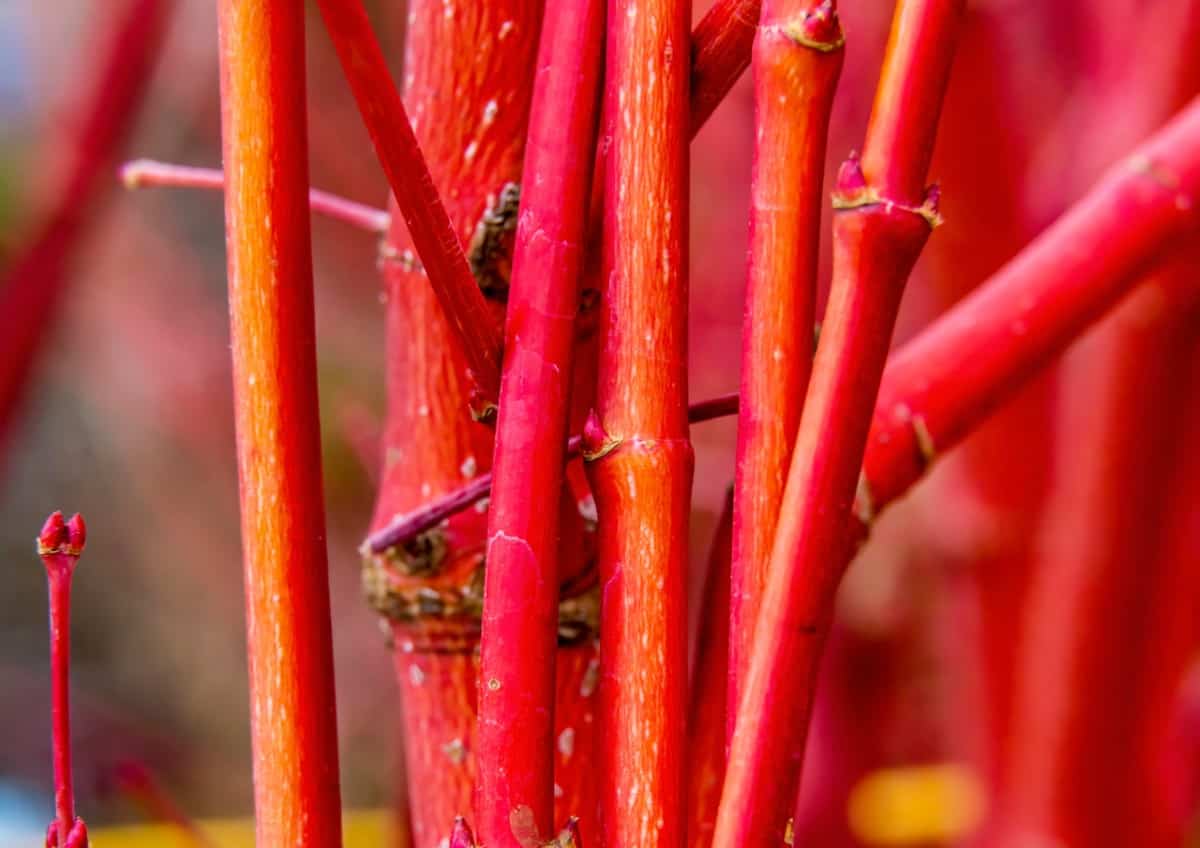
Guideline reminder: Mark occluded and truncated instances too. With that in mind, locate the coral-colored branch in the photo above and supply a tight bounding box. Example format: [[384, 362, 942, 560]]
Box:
[[0, 0, 167, 452], [690, 0, 761, 133], [475, 0, 606, 842], [713, 3, 963, 845], [38, 512, 89, 848], [215, 1, 344, 844], [313, 0, 503, 407], [861, 94, 1200, 524], [686, 491, 733, 848], [729, 0, 842, 733], [585, 0, 693, 841], [120, 159, 390, 233], [365, 394, 737, 555]]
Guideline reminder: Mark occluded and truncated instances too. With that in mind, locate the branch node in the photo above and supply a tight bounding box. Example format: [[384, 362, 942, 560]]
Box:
[[832, 154, 943, 227], [778, 0, 844, 53], [581, 410, 622, 461]]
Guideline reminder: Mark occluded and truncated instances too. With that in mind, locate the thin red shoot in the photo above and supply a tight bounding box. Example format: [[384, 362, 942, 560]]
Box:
[[37, 511, 89, 848]]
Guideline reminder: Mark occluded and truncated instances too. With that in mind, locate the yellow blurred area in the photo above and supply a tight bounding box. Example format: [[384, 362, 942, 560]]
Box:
[[89, 809, 392, 847], [847, 763, 985, 846]]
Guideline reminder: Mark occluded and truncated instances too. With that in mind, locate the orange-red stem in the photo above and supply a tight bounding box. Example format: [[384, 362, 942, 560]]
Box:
[[690, 0, 761, 132], [585, 0, 693, 842], [216, 1, 343, 843]]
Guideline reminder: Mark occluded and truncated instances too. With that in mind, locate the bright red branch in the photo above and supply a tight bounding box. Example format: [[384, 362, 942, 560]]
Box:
[[475, 0, 606, 842], [861, 94, 1200, 521], [690, 0, 761, 133]]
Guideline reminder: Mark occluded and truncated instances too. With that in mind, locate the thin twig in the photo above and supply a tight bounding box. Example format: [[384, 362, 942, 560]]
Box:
[[120, 159, 390, 233]]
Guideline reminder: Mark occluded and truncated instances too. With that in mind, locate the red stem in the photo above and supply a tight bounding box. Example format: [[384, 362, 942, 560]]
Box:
[[313, 0, 504, 407], [120, 159, 390, 233], [48, 575, 75, 843], [215, 1, 344, 843], [366, 394, 737, 553], [37, 511, 88, 848], [475, 0, 606, 841], [0, 0, 166, 452], [713, 3, 962, 844], [728, 0, 842, 735], [861, 94, 1200, 522]]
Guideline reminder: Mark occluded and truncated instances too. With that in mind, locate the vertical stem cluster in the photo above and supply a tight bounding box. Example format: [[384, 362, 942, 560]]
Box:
[[585, 0, 692, 842], [713, 2, 962, 844], [729, 0, 842, 730], [475, 0, 606, 842], [215, 3, 343, 844]]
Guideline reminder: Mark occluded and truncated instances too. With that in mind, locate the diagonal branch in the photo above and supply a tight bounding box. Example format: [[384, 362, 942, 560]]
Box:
[[313, 0, 503, 407]]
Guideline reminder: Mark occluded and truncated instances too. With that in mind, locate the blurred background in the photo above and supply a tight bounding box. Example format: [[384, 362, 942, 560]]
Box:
[[2, 1, 1199, 846]]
